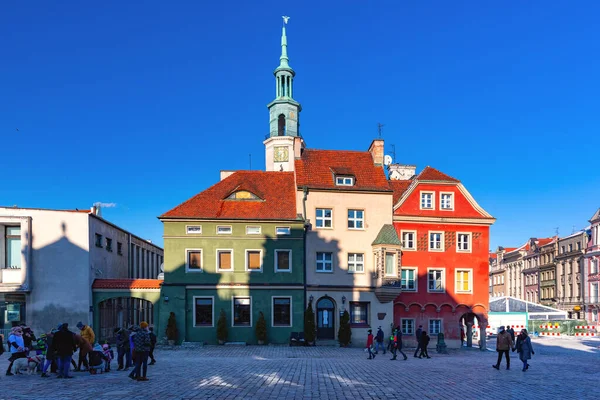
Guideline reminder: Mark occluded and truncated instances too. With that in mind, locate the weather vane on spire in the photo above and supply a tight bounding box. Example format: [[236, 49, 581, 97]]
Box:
[[282, 16, 290, 25]]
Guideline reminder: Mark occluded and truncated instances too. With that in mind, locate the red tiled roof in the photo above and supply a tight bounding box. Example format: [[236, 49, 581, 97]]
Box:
[[489, 253, 497, 259], [389, 180, 412, 204], [417, 166, 460, 183], [160, 171, 298, 220], [66, 209, 91, 213], [92, 279, 163, 290], [503, 247, 517, 253], [537, 238, 555, 247], [295, 149, 391, 191]]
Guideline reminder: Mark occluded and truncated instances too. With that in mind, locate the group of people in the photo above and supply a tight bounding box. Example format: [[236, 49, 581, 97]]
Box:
[[2, 321, 157, 382], [365, 325, 430, 360], [493, 325, 534, 371]]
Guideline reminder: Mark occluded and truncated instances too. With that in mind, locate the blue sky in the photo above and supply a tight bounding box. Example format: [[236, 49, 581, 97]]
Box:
[[1, 1, 599, 250]]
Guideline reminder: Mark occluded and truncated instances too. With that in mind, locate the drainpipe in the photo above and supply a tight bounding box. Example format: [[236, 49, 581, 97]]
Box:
[[127, 233, 132, 278], [302, 186, 309, 311]]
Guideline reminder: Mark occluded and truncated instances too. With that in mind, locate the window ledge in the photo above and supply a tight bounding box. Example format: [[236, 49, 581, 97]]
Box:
[[349, 323, 370, 328]]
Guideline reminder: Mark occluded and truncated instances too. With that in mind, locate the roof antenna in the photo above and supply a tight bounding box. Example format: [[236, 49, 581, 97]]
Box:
[[390, 144, 396, 163], [554, 227, 559, 236], [377, 122, 384, 139], [572, 225, 576, 234]]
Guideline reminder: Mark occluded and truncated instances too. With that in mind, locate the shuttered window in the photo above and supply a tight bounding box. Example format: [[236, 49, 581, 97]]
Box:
[[246, 251, 262, 271], [217, 250, 232, 271], [187, 250, 202, 271]]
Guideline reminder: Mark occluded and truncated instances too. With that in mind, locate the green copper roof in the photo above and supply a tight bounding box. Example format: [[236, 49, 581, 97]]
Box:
[[276, 25, 293, 72], [372, 224, 401, 246]]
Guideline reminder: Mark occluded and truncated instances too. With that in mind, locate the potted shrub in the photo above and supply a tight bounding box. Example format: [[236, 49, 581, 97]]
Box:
[[304, 302, 316, 346], [337, 310, 352, 347], [166, 312, 179, 346], [217, 309, 228, 345], [256, 311, 267, 345]]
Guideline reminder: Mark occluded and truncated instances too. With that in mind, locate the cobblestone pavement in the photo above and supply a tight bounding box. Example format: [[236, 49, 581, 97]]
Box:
[[1, 337, 599, 400]]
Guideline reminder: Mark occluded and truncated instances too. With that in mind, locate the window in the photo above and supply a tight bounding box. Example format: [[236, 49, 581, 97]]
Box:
[[5, 226, 22, 269], [245, 250, 262, 272], [276, 226, 291, 236], [217, 226, 232, 235], [233, 297, 251, 326], [315, 208, 332, 228], [349, 302, 368, 325], [347, 209, 364, 230], [420, 192, 434, 209], [429, 319, 442, 335], [402, 231, 416, 250], [568, 244, 573, 252], [591, 259, 598, 274], [316, 252, 333, 272], [217, 250, 233, 271], [385, 253, 396, 276], [561, 245, 565, 254], [455, 270, 472, 293], [347, 253, 364, 273], [428, 269, 444, 292], [401, 319, 414, 335], [275, 250, 292, 272], [95, 233, 103, 248], [106, 238, 113, 252], [193, 297, 213, 327], [186, 250, 203, 272], [440, 193, 453, 210], [246, 226, 261, 235], [272, 297, 292, 326], [429, 232, 444, 251], [457, 233, 471, 252], [401, 268, 417, 291], [117, 242, 123, 255], [186, 225, 202, 234], [335, 176, 354, 186], [591, 283, 599, 304], [577, 241, 581, 251]]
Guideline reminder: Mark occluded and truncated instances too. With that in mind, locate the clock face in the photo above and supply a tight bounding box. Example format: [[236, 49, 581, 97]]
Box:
[[274, 146, 289, 162]]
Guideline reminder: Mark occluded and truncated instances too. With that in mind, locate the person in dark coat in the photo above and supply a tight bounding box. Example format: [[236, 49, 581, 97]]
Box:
[[394, 326, 408, 360], [507, 325, 516, 350], [51, 323, 76, 379], [516, 329, 534, 371], [413, 325, 423, 358], [418, 332, 431, 359], [374, 327, 385, 355], [116, 327, 132, 371]]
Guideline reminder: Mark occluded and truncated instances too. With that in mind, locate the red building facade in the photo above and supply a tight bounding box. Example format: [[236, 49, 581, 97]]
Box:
[[390, 166, 495, 349]]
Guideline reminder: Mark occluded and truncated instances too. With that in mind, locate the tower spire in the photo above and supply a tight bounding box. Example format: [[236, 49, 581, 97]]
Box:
[[278, 16, 291, 70]]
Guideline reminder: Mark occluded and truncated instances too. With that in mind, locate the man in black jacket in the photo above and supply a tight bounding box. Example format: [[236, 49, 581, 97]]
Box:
[[51, 323, 76, 379], [413, 325, 423, 358]]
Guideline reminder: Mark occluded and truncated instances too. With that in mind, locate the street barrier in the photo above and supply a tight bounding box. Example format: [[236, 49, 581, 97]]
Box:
[[540, 332, 561, 336], [575, 326, 597, 330], [574, 332, 596, 336]]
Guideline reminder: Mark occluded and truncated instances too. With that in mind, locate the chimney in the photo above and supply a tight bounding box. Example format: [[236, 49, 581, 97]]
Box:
[[294, 136, 304, 159], [220, 170, 236, 181], [368, 139, 384, 166], [388, 164, 416, 181], [91, 205, 96, 215]]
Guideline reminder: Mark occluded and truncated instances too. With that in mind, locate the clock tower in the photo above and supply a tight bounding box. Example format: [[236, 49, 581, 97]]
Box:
[[264, 17, 302, 172]]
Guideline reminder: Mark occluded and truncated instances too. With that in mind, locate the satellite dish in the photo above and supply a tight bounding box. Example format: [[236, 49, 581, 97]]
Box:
[[384, 155, 393, 166]]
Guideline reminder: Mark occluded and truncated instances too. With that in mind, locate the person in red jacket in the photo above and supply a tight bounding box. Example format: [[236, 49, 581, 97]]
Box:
[[366, 329, 375, 360]]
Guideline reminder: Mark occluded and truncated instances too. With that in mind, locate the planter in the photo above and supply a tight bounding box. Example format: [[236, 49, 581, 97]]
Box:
[[167, 339, 175, 346], [257, 340, 265, 345]]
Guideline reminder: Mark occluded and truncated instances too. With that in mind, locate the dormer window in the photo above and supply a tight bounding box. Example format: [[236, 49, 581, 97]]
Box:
[[335, 176, 354, 186], [226, 191, 260, 200]]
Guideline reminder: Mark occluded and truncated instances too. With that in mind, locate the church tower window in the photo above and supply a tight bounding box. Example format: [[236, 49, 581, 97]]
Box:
[[278, 114, 286, 136]]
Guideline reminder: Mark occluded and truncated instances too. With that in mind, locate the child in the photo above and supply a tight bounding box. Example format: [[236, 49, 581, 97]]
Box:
[[366, 329, 375, 360], [36, 334, 47, 373], [102, 343, 113, 372]]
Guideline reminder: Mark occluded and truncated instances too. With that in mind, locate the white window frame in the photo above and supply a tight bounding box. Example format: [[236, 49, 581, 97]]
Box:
[[316, 252, 333, 273], [186, 225, 202, 235], [401, 230, 417, 251], [347, 253, 365, 273], [335, 176, 354, 186], [192, 296, 214, 327], [271, 296, 293, 327], [185, 248, 203, 273], [456, 232, 472, 253], [429, 319, 442, 335], [401, 267, 418, 292], [428, 231, 444, 252], [455, 268, 473, 293], [420, 191, 435, 210], [401, 318, 415, 336], [384, 252, 397, 277], [315, 208, 333, 229], [427, 268, 445, 293], [217, 225, 232, 235], [246, 226, 261, 235], [347, 209, 364, 230], [439, 192, 454, 211], [274, 249, 292, 273], [276, 226, 291, 236], [245, 249, 263, 272], [231, 296, 252, 327], [216, 249, 234, 272]]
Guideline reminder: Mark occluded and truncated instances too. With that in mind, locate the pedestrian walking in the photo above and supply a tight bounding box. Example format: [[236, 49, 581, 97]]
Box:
[[413, 325, 423, 358], [395, 327, 408, 360], [492, 326, 512, 370], [148, 327, 157, 365], [507, 325, 516, 350], [374, 326, 385, 355], [52, 323, 76, 379], [40, 329, 57, 378], [418, 331, 431, 358], [516, 329, 534, 371], [115, 327, 132, 371], [129, 322, 151, 381], [366, 329, 375, 359]]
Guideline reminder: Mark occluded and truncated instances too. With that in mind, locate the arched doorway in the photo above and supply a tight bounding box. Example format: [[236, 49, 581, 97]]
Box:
[[317, 297, 335, 339], [98, 297, 154, 342]]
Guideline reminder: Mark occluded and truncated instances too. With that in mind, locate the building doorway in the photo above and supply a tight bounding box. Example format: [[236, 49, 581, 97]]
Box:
[[98, 297, 153, 343], [317, 297, 335, 339]]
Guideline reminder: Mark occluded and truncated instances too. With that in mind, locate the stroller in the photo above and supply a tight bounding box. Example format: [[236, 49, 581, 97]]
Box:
[[88, 344, 108, 374]]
